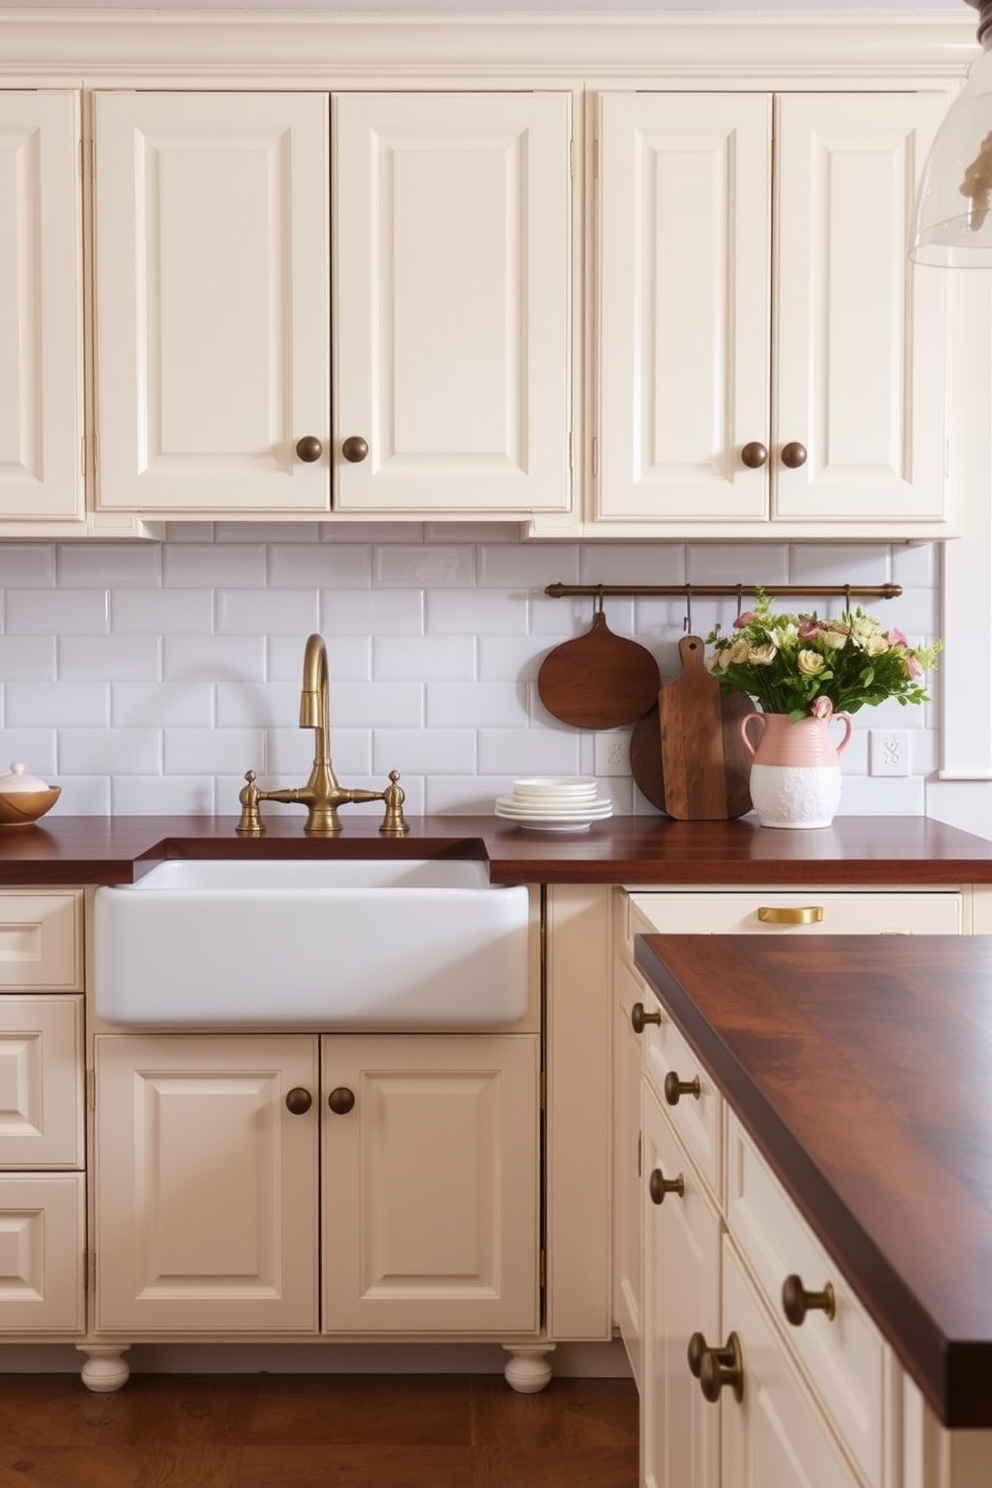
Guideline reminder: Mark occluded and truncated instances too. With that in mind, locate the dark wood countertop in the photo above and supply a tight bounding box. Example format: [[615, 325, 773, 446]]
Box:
[[634, 932, 992, 1429], [1, 813, 991, 886]]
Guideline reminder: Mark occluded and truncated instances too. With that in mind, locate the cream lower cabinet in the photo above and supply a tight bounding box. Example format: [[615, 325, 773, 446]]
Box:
[[94, 1031, 539, 1341], [0, 892, 85, 1336], [590, 90, 949, 539]]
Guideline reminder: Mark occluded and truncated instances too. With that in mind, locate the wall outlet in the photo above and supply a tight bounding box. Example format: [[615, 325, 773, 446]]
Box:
[[594, 730, 633, 776], [869, 729, 912, 778]]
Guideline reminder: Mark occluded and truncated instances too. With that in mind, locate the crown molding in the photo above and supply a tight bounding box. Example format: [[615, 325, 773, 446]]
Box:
[[0, 10, 979, 82]]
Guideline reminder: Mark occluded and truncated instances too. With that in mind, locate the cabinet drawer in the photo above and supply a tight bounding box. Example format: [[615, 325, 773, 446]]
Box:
[[0, 996, 84, 1167], [642, 986, 722, 1200], [628, 890, 962, 938], [0, 892, 82, 990], [0, 1173, 85, 1333], [726, 1112, 887, 1488]]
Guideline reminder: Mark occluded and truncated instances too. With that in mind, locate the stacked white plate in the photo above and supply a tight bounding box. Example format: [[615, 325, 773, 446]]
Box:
[[495, 777, 613, 832]]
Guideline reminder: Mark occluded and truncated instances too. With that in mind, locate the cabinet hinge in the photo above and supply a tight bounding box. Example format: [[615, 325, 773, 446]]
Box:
[[87, 1068, 96, 1111], [592, 435, 599, 480]]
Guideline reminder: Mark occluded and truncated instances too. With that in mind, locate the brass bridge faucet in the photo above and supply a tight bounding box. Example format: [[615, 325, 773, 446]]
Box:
[[236, 633, 409, 837]]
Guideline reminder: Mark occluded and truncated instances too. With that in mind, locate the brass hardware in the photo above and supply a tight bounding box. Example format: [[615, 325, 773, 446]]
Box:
[[544, 582, 902, 603], [664, 1070, 701, 1106], [781, 1274, 836, 1326], [649, 1167, 684, 1204], [687, 1331, 745, 1404], [236, 634, 407, 836], [342, 435, 369, 463], [741, 441, 768, 469], [631, 1001, 662, 1033], [285, 1086, 313, 1115], [328, 1086, 356, 1115], [757, 905, 824, 925], [295, 435, 323, 463], [781, 441, 808, 469]]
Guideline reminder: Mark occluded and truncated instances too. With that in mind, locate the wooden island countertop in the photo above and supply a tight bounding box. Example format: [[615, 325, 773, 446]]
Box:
[[634, 931, 992, 1430], [1, 813, 992, 887]]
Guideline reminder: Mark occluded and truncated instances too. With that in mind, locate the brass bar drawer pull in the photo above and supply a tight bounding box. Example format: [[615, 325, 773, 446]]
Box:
[[687, 1330, 745, 1403], [757, 905, 824, 925], [781, 1274, 836, 1326], [664, 1070, 701, 1106], [631, 1001, 662, 1033], [649, 1167, 685, 1205]]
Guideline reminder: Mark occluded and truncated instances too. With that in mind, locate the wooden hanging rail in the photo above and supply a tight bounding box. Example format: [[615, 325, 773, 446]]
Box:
[[544, 582, 903, 602]]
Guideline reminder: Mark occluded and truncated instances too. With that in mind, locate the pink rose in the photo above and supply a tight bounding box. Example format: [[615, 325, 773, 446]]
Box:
[[798, 619, 822, 640], [733, 611, 756, 630], [811, 696, 833, 720], [887, 628, 908, 648], [904, 655, 923, 679]]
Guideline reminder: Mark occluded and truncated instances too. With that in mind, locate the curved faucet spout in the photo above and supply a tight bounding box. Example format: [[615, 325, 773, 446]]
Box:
[[300, 632, 339, 795]]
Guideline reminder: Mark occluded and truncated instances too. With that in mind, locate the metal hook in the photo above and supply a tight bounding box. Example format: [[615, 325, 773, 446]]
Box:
[[844, 584, 852, 617], [683, 584, 692, 635], [736, 584, 744, 619], [595, 584, 605, 616]]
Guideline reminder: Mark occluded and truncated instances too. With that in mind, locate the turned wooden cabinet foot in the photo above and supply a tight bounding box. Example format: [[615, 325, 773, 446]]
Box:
[[77, 1344, 131, 1393], [503, 1343, 555, 1393]]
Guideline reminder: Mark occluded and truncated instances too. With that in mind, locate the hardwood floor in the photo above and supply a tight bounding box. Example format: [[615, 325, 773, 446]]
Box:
[[0, 1372, 639, 1488]]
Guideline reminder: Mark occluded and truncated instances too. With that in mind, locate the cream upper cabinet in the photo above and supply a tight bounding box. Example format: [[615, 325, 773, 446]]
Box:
[[332, 91, 572, 517], [93, 91, 331, 515], [593, 90, 949, 539], [0, 91, 84, 524]]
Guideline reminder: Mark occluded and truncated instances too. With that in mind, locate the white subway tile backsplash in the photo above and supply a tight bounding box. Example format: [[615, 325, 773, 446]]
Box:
[[113, 588, 213, 634], [59, 543, 162, 587], [0, 637, 57, 680], [270, 543, 371, 589], [6, 682, 109, 728], [164, 543, 267, 588], [112, 682, 215, 729], [60, 636, 160, 682], [0, 534, 939, 814], [374, 634, 475, 681], [375, 544, 476, 588], [7, 589, 110, 634], [0, 546, 56, 587], [164, 635, 266, 681], [217, 589, 318, 635]]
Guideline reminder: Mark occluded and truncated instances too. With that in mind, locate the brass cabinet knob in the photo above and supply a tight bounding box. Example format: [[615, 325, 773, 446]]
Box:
[[781, 1273, 836, 1326], [741, 441, 768, 469], [664, 1070, 701, 1106], [285, 1086, 313, 1115], [295, 435, 323, 463], [341, 435, 369, 463], [687, 1330, 744, 1404], [631, 1001, 662, 1033], [649, 1167, 684, 1205], [781, 440, 808, 469], [327, 1086, 356, 1115]]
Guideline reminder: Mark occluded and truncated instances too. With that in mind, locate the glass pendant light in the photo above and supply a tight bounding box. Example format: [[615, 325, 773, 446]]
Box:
[[910, 0, 992, 267]]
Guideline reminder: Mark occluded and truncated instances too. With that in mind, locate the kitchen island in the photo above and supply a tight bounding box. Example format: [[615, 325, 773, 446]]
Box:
[[633, 930, 992, 1485]]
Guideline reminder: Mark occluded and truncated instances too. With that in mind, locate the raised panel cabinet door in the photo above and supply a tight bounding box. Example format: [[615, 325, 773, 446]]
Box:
[[720, 1239, 862, 1488], [93, 92, 330, 513], [0, 1174, 85, 1333], [597, 92, 772, 523], [775, 93, 948, 524], [321, 1032, 539, 1333], [332, 92, 571, 515], [0, 996, 83, 1168], [642, 1088, 721, 1488], [0, 91, 83, 522], [94, 1034, 318, 1333]]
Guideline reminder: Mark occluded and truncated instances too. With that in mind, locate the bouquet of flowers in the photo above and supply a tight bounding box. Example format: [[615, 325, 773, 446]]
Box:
[[706, 590, 941, 721]]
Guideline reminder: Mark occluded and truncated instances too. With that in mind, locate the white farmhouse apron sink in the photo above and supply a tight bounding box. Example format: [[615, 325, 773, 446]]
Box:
[[93, 858, 530, 1028]]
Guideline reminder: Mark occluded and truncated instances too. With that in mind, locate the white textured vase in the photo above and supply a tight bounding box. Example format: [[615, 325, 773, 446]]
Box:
[[739, 712, 854, 830]]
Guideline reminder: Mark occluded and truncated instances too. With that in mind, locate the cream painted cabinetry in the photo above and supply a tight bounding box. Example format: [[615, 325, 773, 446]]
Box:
[[589, 91, 950, 539], [0, 92, 84, 525], [0, 892, 85, 1335], [92, 88, 571, 521], [93, 1031, 539, 1347]]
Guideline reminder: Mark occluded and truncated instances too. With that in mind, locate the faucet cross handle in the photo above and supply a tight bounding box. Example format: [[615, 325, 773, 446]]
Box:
[[236, 770, 266, 836], [379, 771, 410, 837]]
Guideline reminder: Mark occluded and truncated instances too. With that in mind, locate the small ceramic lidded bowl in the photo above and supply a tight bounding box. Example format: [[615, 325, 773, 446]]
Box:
[[0, 762, 61, 827]]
